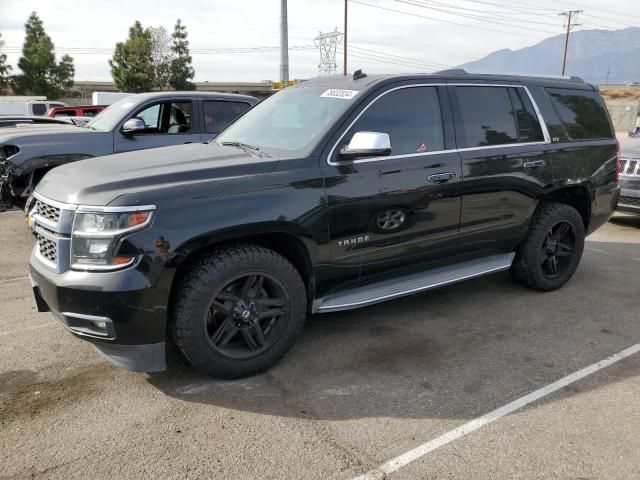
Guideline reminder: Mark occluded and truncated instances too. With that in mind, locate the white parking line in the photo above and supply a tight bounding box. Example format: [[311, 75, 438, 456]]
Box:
[[0, 322, 55, 337], [352, 343, 640, 480], [586, 247, 608, 254], [0, 276, 29, 284]]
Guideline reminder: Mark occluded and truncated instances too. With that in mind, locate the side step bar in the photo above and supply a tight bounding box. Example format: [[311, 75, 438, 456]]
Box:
[[312, 253, 515, 313]]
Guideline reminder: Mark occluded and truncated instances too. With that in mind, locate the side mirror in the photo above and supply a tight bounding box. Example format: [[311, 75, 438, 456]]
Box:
[[629, 126, 640, 138], [339, 131, 391, 159], [122, 118, 145, 134]]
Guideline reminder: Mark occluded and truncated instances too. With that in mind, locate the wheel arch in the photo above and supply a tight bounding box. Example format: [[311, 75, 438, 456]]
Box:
[[167, 223, 319, 325], [539, 185, 592, 230]]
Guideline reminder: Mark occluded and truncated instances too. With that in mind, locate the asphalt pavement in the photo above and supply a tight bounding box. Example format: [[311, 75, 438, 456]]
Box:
[[1, 209, 639, 479]]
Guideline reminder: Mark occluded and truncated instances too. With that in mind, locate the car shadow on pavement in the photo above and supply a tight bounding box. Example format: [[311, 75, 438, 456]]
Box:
[[610, 213, 640, 229], [147, 238, 640, 422]]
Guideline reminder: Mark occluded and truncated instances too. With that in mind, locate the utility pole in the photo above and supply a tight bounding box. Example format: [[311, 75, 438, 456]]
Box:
[[605, 67, 611, 86], [280, 0, 289, 82], [343, 0, 348, 76], [559, 10, 582, 76]]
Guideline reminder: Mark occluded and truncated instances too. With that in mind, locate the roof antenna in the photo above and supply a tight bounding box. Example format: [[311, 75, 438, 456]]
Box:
[[352, 69, 367, 80]]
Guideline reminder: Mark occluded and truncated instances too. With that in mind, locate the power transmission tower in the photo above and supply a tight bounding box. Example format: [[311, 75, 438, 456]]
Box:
[[314, 29, 343, 76], [559, 10, 582, 76]]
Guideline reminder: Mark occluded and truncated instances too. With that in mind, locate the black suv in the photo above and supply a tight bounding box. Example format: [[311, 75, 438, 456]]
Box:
[[27, 70, 620, 378]]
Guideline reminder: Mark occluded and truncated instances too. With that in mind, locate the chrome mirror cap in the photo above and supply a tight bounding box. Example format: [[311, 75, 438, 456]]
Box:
[[122, 118, 145, 134], [339, 131, 391, 159]]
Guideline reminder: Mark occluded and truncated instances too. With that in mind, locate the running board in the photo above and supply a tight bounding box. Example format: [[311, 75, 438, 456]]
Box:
[[312, 253, 515, 313]]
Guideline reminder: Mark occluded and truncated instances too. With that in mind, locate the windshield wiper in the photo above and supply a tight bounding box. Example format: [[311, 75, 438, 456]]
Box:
[[220, 140, 263, 156], [221, 140, 260, 150]]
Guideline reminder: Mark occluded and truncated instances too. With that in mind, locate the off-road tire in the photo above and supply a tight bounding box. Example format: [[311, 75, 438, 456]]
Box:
[[173, 244, 307, 378], [510, 201, 585, 291]]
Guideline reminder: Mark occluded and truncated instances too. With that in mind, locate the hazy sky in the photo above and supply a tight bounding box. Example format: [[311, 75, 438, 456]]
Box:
[[0, 0, 636, 82]]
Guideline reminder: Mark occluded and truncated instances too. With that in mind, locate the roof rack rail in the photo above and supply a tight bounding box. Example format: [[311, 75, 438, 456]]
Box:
[[436, 68, 468, 75]]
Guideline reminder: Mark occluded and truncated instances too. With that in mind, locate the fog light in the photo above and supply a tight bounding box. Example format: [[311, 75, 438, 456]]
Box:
[[91, 320, 108, 331]]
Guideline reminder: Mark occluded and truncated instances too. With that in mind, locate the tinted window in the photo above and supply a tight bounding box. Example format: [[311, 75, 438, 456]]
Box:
[[203, 101, 251, 134], [54, 111, 76, 117], [32, 104, 47, 116], [508, 88, 544, 143], [455, 86, 519, 147], [546, 88, 612, 140], [346, 86, 444, 155]]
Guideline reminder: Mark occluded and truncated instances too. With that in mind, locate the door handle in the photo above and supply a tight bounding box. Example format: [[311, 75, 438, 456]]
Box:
[[523, 160, 545, 170], [427, 172, 457, 183]]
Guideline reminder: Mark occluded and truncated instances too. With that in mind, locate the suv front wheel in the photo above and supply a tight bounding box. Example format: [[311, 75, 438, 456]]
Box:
[[173, 244, 307, 378], [511, 201, 585, 291]]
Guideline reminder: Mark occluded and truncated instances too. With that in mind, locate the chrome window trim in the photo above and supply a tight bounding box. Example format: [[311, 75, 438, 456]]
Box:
[[326, 83, 551, 166]]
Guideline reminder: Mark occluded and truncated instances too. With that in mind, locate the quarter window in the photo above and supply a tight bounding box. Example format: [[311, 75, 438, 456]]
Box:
[[546, 88, 612, 140], [345, 86, 444, 156]]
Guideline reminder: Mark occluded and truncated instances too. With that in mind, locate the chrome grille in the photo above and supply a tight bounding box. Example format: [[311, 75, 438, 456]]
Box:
[[619, 196, 640, 207], [36, 231, 58, 264], [620, 157, 640, 177], [34, 199, 61, 223]]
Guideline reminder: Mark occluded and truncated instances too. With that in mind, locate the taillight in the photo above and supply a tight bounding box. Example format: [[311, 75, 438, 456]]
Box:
[[614, 139, 620, 182]]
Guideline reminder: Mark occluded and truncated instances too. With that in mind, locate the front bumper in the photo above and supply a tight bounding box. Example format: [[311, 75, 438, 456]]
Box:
[[617, 178, 640, 215], [29, 249, 168, 372]]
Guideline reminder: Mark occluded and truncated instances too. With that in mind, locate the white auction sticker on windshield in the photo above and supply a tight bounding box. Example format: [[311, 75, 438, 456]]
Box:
[[320, 89, 359, 99]]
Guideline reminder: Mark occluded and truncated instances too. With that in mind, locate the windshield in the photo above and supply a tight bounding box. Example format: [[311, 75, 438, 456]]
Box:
[[216, 86, 358, 156], [85, 96, 136, 131]]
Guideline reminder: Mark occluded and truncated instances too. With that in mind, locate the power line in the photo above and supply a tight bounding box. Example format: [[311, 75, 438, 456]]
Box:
[[350, 45, 454, 69], [349, 0, 551, 38], [396, 0, 560, 31]]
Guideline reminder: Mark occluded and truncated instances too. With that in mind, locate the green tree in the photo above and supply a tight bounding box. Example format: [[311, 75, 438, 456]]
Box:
[[12, 12, 75, 98], [0, 32, 12, 94], [109, 21, 155, 93], [169, 19, 195, 91]]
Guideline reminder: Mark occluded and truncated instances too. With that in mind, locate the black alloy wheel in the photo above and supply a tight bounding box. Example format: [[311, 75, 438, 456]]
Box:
[[539, 221, 576, 278], [205, 273, 289, 360]]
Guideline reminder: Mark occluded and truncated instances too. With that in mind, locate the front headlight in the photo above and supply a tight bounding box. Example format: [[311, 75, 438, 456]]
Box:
[[71, 207, 154, 270]]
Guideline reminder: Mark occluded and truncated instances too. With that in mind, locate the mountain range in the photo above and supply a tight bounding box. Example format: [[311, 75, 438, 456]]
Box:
[[459, 27, 640, 85]]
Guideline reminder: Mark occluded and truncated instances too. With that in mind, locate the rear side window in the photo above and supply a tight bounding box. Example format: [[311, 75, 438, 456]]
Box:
[[546, 88, 612, 140], [203, 101, 251, 135], [346, 86, 444, 155], [454, 86, 544, 148]]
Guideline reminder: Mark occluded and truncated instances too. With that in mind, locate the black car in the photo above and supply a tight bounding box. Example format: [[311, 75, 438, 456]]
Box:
[[0, 115, 73, 127], [617, 127, 640, 214], [27, 70, 620, 378]]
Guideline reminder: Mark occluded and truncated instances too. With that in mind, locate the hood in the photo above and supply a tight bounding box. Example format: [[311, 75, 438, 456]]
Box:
[[618, 135, 640, 159], [35, 142, 280, 206], [1, 125, 107, 174]]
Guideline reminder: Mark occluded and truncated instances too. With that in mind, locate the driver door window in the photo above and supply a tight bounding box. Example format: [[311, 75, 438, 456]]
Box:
[[344, 87, 444, 156], [136, 104, 161, 130], [129, 101, 192, 134]]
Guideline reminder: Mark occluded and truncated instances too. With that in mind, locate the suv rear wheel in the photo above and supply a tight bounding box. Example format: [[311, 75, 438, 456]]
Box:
[[173, 244, 307, 378], [511, 202, 585, 291]]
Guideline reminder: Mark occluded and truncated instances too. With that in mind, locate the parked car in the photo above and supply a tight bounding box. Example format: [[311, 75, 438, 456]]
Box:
[[45, 105, 107, 118], [0, 91, 258, 209], [0, 115, 73, 128], [0, 100, 67, 116], [27, 70, 619, 377], [616, 127, 640, 214]]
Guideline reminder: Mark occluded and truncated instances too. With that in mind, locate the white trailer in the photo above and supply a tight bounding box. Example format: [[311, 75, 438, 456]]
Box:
[[92, 92, 133, 106]]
